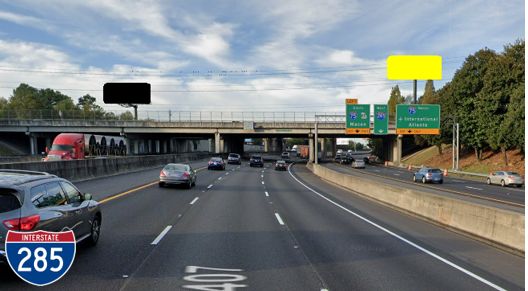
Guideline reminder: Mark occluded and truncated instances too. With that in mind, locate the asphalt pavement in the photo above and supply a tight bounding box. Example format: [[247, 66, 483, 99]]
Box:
[[0, 160, 523, 290], [324, 162, 525, 210]]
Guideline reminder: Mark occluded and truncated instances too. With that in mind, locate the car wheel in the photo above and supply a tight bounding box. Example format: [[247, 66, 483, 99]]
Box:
[[86, 215, 101, 247], [159, 182, 165, 188], [500, 180, 505, 187], [486, 178, 491, 185], [516, 184, 522, 188], [439, 180, 443, 184], [187, 181, 192, 189], [192, 178, 196, 186], [422, 177, 426, 184], [412, 175, 417, 182]]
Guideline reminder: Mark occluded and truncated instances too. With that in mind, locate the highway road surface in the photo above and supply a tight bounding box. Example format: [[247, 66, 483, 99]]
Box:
[[0, 160, 524, 290], [325, 162, 525, 209]]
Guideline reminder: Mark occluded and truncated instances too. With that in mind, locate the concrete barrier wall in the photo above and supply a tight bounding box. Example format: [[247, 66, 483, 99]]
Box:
[[308, 163, 525, 253], [0, 153, 211, 182]]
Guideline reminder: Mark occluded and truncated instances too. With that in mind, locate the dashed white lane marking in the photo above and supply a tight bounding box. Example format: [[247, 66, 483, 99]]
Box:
[[287, 164, 506, 291], [261, 181, 265, 185], [218, 177, 222, 180], [225, 172, 229, 175], [265, 191, 269, 197], [465, 186, 483, 191], [393, 173, 400, 176], [207, 184, 213, 189], [274, 213, 285, 225], [189, 197, 199, 205], [261, 175, 264, 178], [151, 225, 172, 245], [373, 169, 381, 172]]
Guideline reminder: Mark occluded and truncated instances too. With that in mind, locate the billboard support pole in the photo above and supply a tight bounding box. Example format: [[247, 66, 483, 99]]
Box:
[[413, 80, 417, 104]]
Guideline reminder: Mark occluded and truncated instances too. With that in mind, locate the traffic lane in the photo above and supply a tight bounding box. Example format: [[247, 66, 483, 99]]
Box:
[[265, 164, 523, 290], [325, 163, 524, 211], [122, 162, 323, 290], [363, 163, 525, 203], [74, 159, 210, 201], [0, 163, 237, 290]]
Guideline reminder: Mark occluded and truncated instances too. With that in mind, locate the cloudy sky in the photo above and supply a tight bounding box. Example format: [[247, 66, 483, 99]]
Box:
[[0, 0, 524, 113]]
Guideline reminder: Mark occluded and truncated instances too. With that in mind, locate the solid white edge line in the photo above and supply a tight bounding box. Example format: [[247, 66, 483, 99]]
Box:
[[265, 191, 269, 197], [274, 213, 285, 225], [189, 197, 199, 205], [287, 164, 506, 291], [150, 225, 173, 245]]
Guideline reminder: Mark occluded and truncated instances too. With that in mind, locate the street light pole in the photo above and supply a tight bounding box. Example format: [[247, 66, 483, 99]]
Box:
[[314, 121, 318, 164]]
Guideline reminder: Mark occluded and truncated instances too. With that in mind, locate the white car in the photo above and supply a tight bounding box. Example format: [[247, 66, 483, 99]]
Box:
[[486, 171, 524, 187], [351, 159, 365, 169]]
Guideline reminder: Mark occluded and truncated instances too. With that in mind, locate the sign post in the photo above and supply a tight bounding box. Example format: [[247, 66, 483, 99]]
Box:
[[373, 104, 388, 135], [346, 103, 370, 135], [396, 104, 440, 134]]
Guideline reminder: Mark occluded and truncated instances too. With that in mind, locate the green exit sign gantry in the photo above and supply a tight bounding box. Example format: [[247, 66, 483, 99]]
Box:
[[396, 104, 440, 135]]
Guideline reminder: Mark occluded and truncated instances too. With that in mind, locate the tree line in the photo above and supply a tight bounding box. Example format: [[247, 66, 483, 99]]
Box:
[[0, 84, 134, 120], [387, 40, 524, 165]]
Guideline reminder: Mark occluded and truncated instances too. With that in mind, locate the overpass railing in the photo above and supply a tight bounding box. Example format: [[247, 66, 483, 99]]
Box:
[[0, 109, 346, 123]]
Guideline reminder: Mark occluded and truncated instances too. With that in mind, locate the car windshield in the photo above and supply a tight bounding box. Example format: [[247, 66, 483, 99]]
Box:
[[165, 164, 188, 171], [50, 144, 73, 152]]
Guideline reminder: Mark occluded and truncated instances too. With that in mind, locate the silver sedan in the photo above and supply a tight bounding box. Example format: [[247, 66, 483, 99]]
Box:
[[486, 171, 524, 187], [159, 163, 197, 188]]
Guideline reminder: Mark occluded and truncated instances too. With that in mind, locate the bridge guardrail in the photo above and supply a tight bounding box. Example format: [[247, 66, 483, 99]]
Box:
[[0, 109, 348, 123]]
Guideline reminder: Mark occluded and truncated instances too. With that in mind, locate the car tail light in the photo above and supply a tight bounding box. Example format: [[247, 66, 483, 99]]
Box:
[[3, 215, 40, 231], [208, 161, 213, 165], [426, 173, 432, 177], [183, 172, 190, 178], [160, 170, 166, 177]]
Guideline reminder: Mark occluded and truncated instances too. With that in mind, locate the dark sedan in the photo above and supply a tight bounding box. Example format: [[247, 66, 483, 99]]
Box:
[[249, 155, 264, 167], [208, 157, 226, 170]]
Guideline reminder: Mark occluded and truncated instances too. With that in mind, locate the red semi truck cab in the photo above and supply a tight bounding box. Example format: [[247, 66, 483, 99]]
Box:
[[44, 133, 85, 161]]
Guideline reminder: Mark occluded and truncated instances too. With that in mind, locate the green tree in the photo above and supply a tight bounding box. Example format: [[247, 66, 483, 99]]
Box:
[[449, 48, 498, 160], [387, 85, 404, 121], [8, 84, 42, 118], [119, 111, 135, 121], [77, 94, 105, 118], [477, 40, 524, 164]]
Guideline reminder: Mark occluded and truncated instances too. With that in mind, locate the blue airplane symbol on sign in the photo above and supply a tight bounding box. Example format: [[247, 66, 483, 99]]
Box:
[[408, 106, 416, 115], [376, 112, 385, 120]]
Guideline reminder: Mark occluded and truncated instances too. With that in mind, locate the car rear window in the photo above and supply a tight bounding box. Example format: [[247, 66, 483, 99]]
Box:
[[165, 164, 188, 171], [430, 169, 442, 173], [505, 172, 519, 176], [229, 154, 238, 158], [0, 189, 21, 213], [211, 157, 222, 161], [252, 156, 261, 159]]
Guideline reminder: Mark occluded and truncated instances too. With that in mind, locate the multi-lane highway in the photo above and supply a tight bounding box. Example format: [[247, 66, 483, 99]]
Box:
[[0, 160, 524, 290], [325, 162, 525, 209]]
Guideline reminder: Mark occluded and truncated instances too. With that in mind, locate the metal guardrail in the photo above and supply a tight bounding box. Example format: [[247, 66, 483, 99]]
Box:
[[0, 110, 347, 123]]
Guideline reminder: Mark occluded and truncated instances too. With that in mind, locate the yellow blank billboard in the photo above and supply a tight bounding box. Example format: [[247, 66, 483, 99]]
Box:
[[387, 55, 442, 80]]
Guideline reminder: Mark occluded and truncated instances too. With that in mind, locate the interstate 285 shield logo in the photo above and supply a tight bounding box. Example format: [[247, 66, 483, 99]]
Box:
[[5, 230, 76, 286]]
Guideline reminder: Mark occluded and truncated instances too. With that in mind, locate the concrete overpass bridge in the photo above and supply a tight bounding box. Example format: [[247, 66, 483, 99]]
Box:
[[0, 111, 403, 163]]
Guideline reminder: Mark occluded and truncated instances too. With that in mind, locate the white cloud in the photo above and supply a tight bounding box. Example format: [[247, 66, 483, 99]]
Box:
[[0, 10, 51, 30]]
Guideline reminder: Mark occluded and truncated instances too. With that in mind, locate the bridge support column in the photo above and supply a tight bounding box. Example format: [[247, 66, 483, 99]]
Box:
[[330, 138, 337, 158], [308, 136, 314, 162], [263, 138, 270, 153], [215, 132, 221, 154], [208, 138, 214, 153], [320, 139, 326, 158], [391, 135, 403, 165], [28, 134, 37, 155]]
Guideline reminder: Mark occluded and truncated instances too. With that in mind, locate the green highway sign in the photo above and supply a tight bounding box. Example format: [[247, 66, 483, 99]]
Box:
[[346, 104, 370, 134], [396, 104, 440, 135], [373, 104, 388, 135]]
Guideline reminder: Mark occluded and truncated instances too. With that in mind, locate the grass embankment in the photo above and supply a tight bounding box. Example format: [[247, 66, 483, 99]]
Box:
[[402, 145, 524, 175]]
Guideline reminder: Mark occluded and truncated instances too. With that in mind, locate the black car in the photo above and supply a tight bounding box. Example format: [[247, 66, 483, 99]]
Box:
[[275, 160, 287, 171], [208, 157, 226, 170], [249, 155, 264, 167], [0, 170, 102, 263], [227, 153, 241, 165]]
